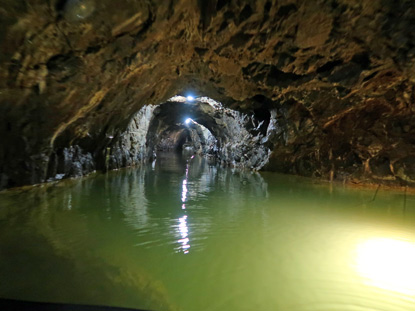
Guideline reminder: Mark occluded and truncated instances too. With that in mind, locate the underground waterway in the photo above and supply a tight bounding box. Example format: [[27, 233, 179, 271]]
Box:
[[1, 152, 415, 311]]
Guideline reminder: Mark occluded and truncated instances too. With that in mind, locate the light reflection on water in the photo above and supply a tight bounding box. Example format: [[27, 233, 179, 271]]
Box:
[[178, 155, 194, 253], [0, 152, 414, 311], [181, 179, 187, 205], [177, 215, 190, 254], [355, 237, 415, 296]]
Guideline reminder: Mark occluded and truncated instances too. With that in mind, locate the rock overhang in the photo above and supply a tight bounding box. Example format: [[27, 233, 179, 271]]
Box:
[[0, 0, 415, 189]]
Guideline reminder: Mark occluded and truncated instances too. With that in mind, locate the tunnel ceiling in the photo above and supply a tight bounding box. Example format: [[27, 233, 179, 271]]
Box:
[[1, 0, 415, 188]]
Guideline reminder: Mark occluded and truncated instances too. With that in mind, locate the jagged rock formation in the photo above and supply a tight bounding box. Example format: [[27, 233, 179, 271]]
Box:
[[110, 97, 269, 171], [1, 0, 415, 189], [108, 105, 155, 170]]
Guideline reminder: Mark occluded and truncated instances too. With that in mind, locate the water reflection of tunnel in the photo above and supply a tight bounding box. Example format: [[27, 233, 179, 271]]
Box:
[[146, 97, 225, 155]]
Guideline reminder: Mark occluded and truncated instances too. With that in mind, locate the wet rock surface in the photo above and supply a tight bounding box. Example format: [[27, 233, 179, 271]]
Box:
[[1, 0, 415, 189], [117, 97, 269, 171], [108, 105, 155, 170]]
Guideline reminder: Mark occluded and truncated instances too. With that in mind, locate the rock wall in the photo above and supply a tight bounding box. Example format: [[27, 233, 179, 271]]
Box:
[[263, 97, 415, 186], [1, 0, 415, 189], [133, 97, 272, 171], [108, 105, 156, 170], [48, 145, 95, 181], [156, 129, 189, 152], [188, 123, 218, 156], [109, 98, 270, 172], [214, 108, 270, 170]]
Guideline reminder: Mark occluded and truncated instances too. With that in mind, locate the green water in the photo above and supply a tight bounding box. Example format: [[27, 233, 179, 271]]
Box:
[[1, 152, 415, 311]]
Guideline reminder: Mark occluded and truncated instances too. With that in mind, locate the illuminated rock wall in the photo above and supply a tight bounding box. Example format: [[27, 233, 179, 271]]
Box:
[[1, 0, 415, 188]]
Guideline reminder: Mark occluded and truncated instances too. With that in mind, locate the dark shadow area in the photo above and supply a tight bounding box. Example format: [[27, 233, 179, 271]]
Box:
[[0, 299, 149, 311]]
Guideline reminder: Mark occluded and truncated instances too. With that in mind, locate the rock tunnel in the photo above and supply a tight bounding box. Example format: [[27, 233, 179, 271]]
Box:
[[109, 95, 270, 172], [1, 0, 415, 189]]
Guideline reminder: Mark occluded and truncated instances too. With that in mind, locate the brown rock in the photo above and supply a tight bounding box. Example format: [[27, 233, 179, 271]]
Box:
[[0, 0, 415, 189]]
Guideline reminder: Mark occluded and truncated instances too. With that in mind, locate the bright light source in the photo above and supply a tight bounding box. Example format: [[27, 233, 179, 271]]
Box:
[[355, 237, 415, 296], [186, 95, 195, 101], [185, 118, 192, 125]]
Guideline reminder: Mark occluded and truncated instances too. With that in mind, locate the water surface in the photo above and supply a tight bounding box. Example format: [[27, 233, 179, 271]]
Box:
[[1, 152, 415, 311]]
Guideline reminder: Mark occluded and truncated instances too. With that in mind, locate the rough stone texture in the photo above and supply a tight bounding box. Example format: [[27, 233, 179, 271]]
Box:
[[188, 123, 218, 156], [57, 145, 95, 178], [156, 128, 189, 152], [215, 107, 270, 169], [138, 97, 270, 170], [108, 105, 155, 170], [1, 0, 415, 189], [155, 123, 216, 155]]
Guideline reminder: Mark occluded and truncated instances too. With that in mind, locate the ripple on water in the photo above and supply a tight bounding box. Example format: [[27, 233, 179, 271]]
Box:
[[1, 154, 415, 311]]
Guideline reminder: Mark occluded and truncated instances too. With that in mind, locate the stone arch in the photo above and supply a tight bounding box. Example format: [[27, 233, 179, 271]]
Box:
[[107, 95, 271, 171]]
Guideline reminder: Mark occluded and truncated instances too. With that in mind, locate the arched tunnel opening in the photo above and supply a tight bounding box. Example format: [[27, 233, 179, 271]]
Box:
[[107, 95, 271, 172], [154, 119, 214, 155], [145, 96, 222, 157]]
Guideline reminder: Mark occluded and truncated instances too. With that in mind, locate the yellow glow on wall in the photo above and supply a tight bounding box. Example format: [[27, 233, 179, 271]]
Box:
[[355, 238, 415, 296]]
